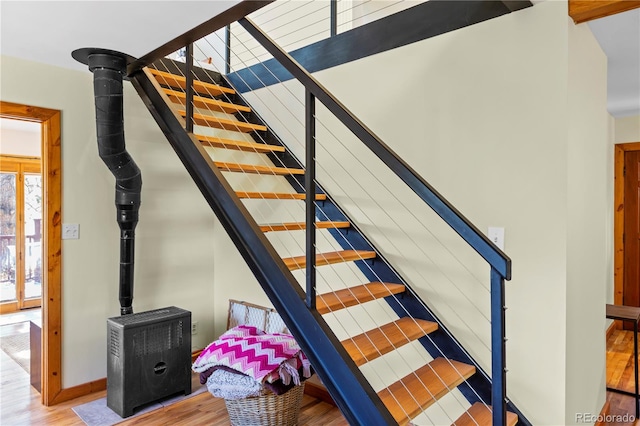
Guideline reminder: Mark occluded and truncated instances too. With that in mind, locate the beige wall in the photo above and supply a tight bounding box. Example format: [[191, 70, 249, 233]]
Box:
[[0, 55, 218, 387], [565, 17, 609, 425], [615, 115, 640, 143]]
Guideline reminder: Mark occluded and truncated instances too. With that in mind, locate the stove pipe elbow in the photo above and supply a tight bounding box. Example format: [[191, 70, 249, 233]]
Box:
[[73, 48, 142, 315]]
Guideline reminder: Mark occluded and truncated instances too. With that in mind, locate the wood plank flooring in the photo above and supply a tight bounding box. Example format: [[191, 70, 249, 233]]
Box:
[[2, 317, 638, 425], [602, 329, 640, 425], [0, 320, 347, 425]]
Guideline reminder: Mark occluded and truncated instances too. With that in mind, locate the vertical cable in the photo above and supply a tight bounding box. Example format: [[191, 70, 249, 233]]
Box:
[[305, 89, 316, 309]]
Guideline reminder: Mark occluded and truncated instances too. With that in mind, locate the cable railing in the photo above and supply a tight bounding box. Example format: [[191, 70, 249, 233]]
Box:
[[125, 1, 526, 424], [201, 21, 499, 372], [198, 25, 496, 356], [228, 0, 427, 69], [145, 57, 484, 423], [225, 18, 504, 424]]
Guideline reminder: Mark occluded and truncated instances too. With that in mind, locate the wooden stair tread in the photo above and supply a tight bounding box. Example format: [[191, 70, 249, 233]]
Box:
[[260, 221, 351, 233], [179, 110, 267, 133], [343, 317, 438, 366], [317, 282, 406, 314], [164, 88, 250, 114], [196, 135, 285, 153], [379, 357, 476, 425], [451, 403, 518, 426], [149, 68, 235, 97], [236, 191, 327, 201], [283, 250, 376, 270], [214, 161, 304, 176]]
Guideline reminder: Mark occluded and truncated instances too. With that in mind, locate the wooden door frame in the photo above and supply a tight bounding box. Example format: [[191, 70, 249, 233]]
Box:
[[614, 142, 640, 307], [0, 101, 62, 406]]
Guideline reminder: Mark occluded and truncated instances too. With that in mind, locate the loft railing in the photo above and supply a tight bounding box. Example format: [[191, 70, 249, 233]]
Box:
[[225, 0, 428, 70], [127, 1, 517, 424]]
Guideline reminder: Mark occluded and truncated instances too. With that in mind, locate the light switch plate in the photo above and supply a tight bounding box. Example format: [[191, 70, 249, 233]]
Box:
[[62, 223, 80, 240], [488, 227, 504, 250]]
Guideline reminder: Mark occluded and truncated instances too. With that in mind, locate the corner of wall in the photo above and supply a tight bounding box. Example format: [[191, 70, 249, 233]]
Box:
[[564, 15, 609, 425]]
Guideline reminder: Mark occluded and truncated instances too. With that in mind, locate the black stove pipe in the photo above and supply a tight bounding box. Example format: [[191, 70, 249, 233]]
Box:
[[72, 48, 142, 315]]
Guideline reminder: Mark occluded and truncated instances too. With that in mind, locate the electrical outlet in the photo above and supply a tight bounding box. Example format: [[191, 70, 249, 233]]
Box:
[[191, 321, 198, 335], [62, 223, 80, 240]]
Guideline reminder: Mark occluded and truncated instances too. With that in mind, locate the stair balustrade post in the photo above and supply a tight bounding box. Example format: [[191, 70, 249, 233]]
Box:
[[491, 267, 507, 426], [225, 25, 231, 75], [305, 89, 316, 309], [330, 0, 337, 37], [185, 43, 194, 133]]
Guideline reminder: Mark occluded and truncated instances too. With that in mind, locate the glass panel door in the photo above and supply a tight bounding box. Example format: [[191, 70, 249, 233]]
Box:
[[0, 158, 42, 311], [24, 173, 42, 302], [0, 172, 17, 303]]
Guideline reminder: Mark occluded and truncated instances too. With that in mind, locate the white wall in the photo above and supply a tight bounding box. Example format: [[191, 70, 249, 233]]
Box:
[[615, 114, 640, 143], [0, 55, 218, 387], [242, 1, 609, 424]]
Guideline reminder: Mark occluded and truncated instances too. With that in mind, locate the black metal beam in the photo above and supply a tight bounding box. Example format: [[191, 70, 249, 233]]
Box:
[[239, 17, 512, 280], [127, 0, 274, 75], [225, 25, 231, 75], [490, 268, 507, 426], [185, 43, 194, 133], [330, 0, 337, 37], [501, 0, 532, 12], [305, 89, 316, 310], [130, 68, 396, 426]]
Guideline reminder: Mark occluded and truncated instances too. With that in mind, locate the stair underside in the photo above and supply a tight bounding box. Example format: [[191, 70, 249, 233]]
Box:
[[149, 68, 513, 426], [235, 191, 327, 201], [260, 221, 350, 233], [452, 402, 518, 426], [179, 110, 267, 133], [316, 282, 406, 315], [342, 317, 438, 366], [164, 88, 250, 114], [283, 249, 376, 270], [149, 68, 235, 97], [196, 135, 285, 153], [379, 357, 476, 425], [214, 161, 304, 176]]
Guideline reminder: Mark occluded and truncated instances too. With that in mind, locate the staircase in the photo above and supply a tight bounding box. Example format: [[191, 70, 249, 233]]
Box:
[[135, 63, 519, 426]]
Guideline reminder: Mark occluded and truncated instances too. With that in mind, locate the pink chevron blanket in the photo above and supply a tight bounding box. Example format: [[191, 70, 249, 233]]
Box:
[[192, 325, 311, 385]]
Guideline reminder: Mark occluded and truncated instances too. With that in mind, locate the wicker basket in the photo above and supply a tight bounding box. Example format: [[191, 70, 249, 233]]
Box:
[[224, 383, 305, 426]]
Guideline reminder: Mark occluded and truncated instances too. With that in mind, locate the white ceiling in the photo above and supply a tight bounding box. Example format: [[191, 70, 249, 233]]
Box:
[[0, 1, 638, 118], [0, 0, 242, 72]]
